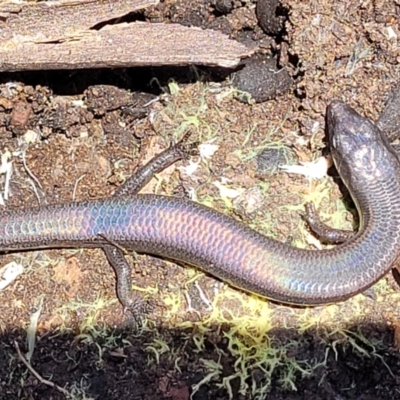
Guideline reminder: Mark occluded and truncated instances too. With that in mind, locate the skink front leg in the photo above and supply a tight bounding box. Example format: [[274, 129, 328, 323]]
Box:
[[303, 202, 354, 244], [303, 202, 383, 300], [115, 131, 198, 197]]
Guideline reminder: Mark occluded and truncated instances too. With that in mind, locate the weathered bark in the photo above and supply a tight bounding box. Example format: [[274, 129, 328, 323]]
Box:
[[0, 0, 255, 72]]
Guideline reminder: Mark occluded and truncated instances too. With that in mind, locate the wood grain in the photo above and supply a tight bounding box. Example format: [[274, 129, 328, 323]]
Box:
[[0, 0, 255, 71]]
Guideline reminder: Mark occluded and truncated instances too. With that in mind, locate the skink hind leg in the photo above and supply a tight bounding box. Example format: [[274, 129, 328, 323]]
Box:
[[103, 245, 151, 324], [104, 133, 198, 322]]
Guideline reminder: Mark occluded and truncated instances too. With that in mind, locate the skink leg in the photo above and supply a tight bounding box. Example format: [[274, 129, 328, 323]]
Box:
[[115, 132, 199, 196], [304, 202, 354, 244], [102, 245, 149, 316], [304, 202, 381, 300], [104, 134, 198, 321]]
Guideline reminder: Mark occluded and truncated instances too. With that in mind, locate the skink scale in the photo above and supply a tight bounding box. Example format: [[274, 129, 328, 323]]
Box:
[[2, 101, 400, 308]]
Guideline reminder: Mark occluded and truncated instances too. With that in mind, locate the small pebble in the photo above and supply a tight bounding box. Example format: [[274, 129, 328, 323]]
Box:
[[256, 0, 286, 35], [256, 147, 295, 174], [232, 57, 293, 103], [214, 0, 233, 14]]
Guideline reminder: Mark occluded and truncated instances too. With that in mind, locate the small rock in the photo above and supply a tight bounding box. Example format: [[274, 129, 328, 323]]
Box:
[[256, 0, 286, 36], [9, 101, 32, 128], [256, 147, 295, 174], [232, 57, 293, 103], [214, 0, 233, 14]]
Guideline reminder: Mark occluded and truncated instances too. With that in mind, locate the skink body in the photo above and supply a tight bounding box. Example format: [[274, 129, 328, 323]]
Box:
[[2, 101, 400, 305]]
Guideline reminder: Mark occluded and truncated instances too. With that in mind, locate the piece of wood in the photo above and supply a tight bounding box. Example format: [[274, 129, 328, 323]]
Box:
[[0, 0, 255, 72], [0, 0, 159, 41]]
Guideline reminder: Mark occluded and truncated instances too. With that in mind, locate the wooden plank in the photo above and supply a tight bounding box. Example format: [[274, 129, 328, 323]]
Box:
[[0, 0, 255, 71]]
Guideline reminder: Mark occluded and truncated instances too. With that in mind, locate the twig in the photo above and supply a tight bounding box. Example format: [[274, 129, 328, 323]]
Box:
[[14, 341, 70, 396], [21, 149, 44, 204], [72, 174, 86, 201]]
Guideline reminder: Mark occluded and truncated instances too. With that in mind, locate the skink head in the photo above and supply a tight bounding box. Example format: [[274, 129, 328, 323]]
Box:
[[327, 100, 399, 188]]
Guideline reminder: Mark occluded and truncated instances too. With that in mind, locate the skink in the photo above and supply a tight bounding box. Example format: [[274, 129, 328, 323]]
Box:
[[2, 101, 400, 307]]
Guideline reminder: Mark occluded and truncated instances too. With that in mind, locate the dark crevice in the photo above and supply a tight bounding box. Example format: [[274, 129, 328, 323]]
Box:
[[0, 66, 233, 96], [90, 11, 147, 31]]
